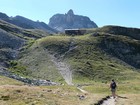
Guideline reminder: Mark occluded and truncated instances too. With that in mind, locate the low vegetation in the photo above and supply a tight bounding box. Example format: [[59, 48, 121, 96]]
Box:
[[26, 34, 140, 82], [8, 60, 31, 77], [1, 25, 140, 104]]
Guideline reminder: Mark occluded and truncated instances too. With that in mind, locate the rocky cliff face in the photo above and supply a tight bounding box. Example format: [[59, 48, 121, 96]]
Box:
[[48, 9, 98, 32]]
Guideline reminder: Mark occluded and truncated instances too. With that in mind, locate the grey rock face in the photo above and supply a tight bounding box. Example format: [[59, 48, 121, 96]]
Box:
[[48, 9, 98, 32]]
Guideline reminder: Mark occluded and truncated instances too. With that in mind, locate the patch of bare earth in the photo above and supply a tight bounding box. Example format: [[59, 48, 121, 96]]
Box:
[[48, 53, 73, 85]]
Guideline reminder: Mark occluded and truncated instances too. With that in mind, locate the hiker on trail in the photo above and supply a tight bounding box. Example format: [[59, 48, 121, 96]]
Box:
[[110, 79, 117, 98]]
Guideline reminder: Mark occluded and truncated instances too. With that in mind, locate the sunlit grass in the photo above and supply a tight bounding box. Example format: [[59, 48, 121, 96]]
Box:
[[17, 33, 140, 83], [0, 76, 23, 85]]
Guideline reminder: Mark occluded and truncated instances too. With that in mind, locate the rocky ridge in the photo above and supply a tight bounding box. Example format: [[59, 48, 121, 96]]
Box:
[[0, 12, 57, 33]]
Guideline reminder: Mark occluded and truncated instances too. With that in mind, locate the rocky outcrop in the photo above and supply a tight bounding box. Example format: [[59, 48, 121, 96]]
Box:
[[7, 16, 58, 33], [48, 9, 98, 32], [0, 67, 59, 86]]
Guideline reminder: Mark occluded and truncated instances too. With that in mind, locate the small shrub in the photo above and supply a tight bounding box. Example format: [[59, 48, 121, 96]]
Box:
[[1, 95, 10, 101], [8, 60, 31, 76]]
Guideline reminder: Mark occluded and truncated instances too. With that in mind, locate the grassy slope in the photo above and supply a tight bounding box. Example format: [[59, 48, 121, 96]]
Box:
[[18, 41, 64, 81], [0, 76, 106, 105], [30, 34, 140, 82], [0, 76, 23, 85], [1, 32, 140, 104]]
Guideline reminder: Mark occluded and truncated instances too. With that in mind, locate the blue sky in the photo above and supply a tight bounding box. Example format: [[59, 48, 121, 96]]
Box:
[[0, 0, 140, 28]]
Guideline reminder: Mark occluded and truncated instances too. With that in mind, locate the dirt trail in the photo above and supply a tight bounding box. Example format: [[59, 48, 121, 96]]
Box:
[[48, 53, 73, 85], [101, 97, 117, 105], [77, 87, 88, 94], [46, 38, 78, 85]]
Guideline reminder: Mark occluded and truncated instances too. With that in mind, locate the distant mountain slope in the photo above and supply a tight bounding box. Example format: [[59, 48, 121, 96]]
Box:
[[0, 12, 57, 33], [48, 9, 98, 32], [0, 20, 48, 39]]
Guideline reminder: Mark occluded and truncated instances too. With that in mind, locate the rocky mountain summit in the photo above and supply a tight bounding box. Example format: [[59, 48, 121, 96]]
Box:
[[48, 9, 98, 32]]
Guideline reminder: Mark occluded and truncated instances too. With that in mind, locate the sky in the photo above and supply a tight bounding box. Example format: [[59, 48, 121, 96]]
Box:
[[0, 0, 140, 28]]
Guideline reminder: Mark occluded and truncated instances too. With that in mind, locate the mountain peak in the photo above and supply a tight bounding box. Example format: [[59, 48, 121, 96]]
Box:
[[49, 10, 98, 32], [67, 9, 74, 15]]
